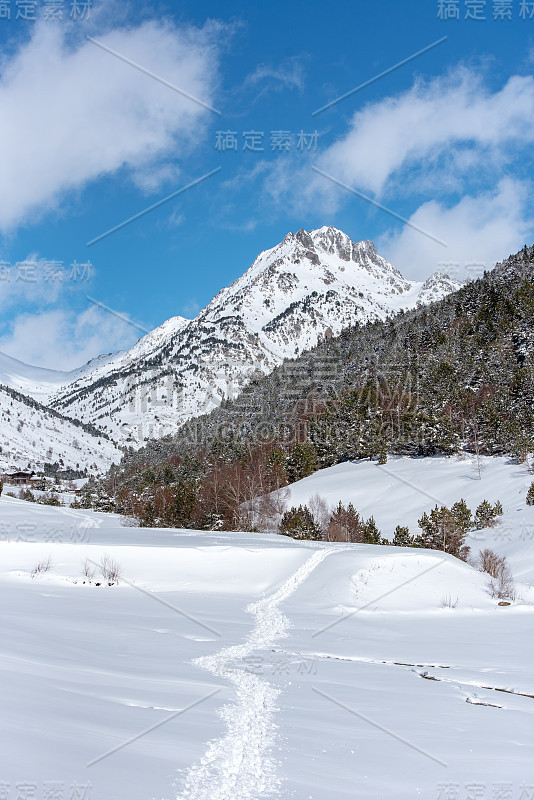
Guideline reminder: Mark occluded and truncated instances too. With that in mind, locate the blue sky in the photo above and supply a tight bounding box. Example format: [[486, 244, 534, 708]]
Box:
[[1, 0, 534, 368]]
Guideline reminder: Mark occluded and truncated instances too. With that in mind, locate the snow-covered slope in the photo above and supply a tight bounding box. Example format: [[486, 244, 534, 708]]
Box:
[[0, 384, 122, 472], [0, 348, 121, 402], [278, 453, 534, 581], [45, 227, 460, 445], [0, 350, 73, 403], [1, 482, 532, 800]]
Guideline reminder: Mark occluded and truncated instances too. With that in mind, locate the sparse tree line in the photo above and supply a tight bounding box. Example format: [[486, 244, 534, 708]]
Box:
[[276, 496, 503, 561], [75, 446, 513, 562], [13, 488, 63, 506]]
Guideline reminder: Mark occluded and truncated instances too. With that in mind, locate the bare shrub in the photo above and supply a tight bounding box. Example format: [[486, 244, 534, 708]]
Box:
[[246, 486, 290, 532], [82, 558, 95, 580], [31, 555, 53, 576], [489, 562, 516, 601], [476, 548, 503, 579], [476, 548, 516, 601], [308, 493, 331, 537], [101, 554, 122, 583], [327, 520, 349, 542], [440, 594, 458, 608]]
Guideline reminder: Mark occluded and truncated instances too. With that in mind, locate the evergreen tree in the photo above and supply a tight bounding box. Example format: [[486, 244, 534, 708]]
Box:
[[164, 478, 198, 528], [527, 482, 534, 506], [140, 501, 156, 528], [326, 501, 363, 542], [474, 499, 502, 529], [279, 505, 322, 540], [286, 442, 318, 483], [377, 445, 388, 465], [362, 516, 382, 545], [392, 525, 414, 547], [418, 501, 471, 560], [450, 499, 473, 535]]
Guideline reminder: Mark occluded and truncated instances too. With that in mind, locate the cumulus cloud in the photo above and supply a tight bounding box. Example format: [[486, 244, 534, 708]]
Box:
[[256, 66, 534, 275], [316, 68, 534, 198], [260, 67, 534, 213], [377, 179, 533, 281], [0, 19, 221, 229], [0, 304, 142, 370]]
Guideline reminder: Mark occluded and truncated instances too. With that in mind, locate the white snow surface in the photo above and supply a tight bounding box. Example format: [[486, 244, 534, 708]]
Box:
[[1, 453, 533, 800]]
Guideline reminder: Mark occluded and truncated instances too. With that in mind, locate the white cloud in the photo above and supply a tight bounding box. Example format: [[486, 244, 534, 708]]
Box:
[[253, 66, 534, 276], [317, 68, 534, 198], [0, 19, 221, 229], [377, 179, 533, 281], [245, 57, 305, 91], [259, 67, 534, 219], [0, 305, 141, 370]]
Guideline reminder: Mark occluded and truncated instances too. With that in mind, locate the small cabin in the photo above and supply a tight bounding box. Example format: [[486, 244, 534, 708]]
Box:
[[4, 471, 35, 486]]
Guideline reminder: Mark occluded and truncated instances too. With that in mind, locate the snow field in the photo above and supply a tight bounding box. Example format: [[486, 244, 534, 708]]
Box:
[[1, 453, 534, 800]]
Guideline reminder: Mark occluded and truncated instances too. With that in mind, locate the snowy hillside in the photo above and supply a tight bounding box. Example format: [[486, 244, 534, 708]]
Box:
[[0, 348, 119, 403], [0, 350, 73, 403], [278, 453, 534, 580], [1, 479, 533, 800], [0, 384, 122, 472], [41, 226, 460, 446]]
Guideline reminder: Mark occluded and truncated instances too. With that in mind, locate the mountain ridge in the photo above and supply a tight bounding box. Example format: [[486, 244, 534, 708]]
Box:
[[46, 226, 460, 446], [0, 226, 461, 467]]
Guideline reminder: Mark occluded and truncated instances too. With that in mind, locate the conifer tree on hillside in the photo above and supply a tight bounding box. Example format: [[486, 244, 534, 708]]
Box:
[[286, 441, 318, 483], [279, 505, 323, 541], [417, 500, 472, 560], [326, 501, 363, 542], [474, 499, 503, 529], [392, 525, 415, 547], [362, 516, 382, 545]]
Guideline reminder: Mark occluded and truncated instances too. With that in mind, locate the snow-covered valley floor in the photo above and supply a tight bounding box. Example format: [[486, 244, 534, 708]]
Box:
[[1, 455, 534, 800]]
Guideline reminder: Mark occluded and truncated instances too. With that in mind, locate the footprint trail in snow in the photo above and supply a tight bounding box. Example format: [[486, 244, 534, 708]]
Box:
[[176, 548, 335, 800]]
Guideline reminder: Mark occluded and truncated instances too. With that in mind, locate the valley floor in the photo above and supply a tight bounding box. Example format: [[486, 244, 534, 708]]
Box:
[[1, 455, 534, 800]]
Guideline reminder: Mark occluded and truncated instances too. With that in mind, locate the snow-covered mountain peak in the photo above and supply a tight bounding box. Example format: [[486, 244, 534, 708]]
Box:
[[416, 271, 463, 305], [2, 226, 462, 452], [126, 315, 190, 360], [309, 225, 360, 259]]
